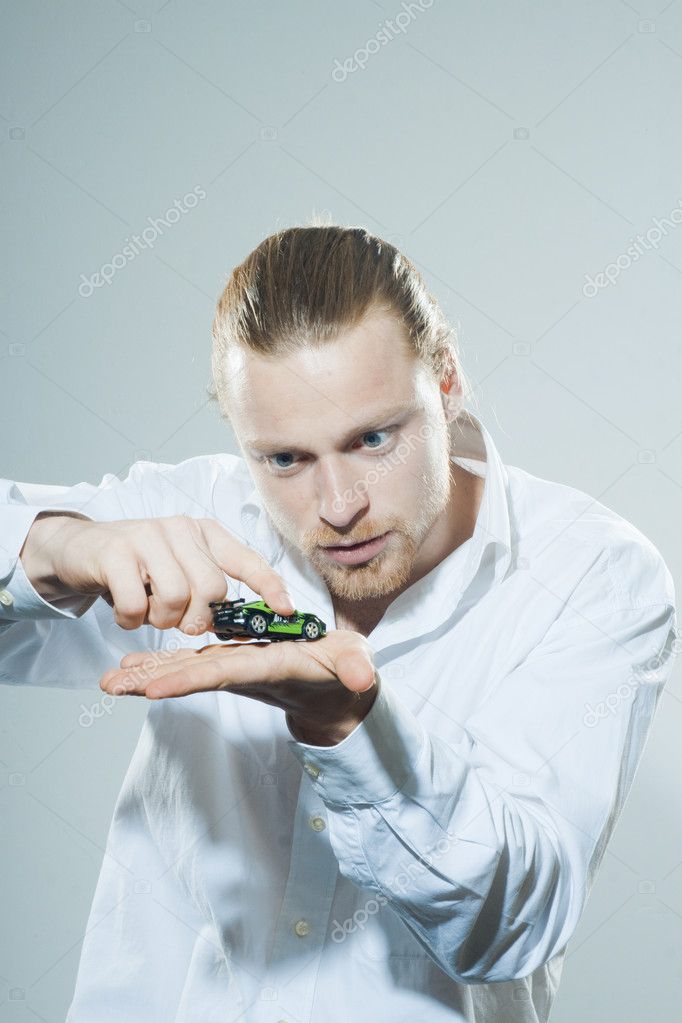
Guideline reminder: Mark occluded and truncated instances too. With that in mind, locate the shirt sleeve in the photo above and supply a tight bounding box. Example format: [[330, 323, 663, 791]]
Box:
[[0, 510, 99, 623], [0, 458, 222, 689], [286, 540, 678, 983]]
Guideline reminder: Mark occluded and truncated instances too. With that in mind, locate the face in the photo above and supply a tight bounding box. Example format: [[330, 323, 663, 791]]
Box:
[[220, 305, 458, 604]]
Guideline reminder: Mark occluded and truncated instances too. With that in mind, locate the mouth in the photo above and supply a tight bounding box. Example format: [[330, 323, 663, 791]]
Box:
[[320, 531, 392, 565]]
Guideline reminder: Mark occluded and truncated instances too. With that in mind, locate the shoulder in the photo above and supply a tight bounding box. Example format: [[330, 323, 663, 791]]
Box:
[[120, 451, 254, 522], [505, 462, 676, 614]]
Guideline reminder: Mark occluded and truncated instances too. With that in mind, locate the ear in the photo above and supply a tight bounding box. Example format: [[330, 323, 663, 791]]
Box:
[[439, 353, 462, 422]]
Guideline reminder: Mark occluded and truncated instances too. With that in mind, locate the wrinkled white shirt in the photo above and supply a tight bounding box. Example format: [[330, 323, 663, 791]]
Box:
[[0, 411, 677, 1023]]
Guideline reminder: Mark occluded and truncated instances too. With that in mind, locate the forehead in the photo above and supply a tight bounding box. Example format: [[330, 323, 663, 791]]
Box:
[[224, 307, 429, 441]]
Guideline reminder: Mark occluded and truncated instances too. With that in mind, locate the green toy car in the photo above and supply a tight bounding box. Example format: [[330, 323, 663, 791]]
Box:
[[209, 598, 327, 642]]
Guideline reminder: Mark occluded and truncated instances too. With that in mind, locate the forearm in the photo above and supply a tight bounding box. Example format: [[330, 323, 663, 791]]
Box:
[[338, 765, 567, 981], [289, 679, 568, 981], [286, 534, 676, 983]]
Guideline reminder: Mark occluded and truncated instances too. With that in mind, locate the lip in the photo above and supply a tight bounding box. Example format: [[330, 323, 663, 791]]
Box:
[[321, 531, 391, 565]]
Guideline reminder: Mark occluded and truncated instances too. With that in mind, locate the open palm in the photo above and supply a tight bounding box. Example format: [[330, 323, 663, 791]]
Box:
[[99, 629, 378, 740]]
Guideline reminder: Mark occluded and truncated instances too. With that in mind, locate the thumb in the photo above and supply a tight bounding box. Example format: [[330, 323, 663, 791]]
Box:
[[336, 647, 377, 693]]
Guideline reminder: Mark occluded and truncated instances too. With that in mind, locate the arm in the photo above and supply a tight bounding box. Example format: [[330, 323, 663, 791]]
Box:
[[286, 543, 677, 983], [18, 510, 98, 606], [0, 458, 221, 689]]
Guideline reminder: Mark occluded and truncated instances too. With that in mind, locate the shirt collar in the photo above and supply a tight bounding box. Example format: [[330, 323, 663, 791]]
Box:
[[237, 410, 513, 650], [448, 409, 512, 579]]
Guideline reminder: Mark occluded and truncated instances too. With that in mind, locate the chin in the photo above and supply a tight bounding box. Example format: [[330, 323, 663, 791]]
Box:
[[313, 541, 416, 603]]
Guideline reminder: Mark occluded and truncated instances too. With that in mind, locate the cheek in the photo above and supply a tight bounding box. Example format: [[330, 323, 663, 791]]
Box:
[[359, 452, 421, 508], [383, 439, 446, 503], [260, 477, 312, 524], [417, 428, 449, 472], [388, 437, 433, 482]]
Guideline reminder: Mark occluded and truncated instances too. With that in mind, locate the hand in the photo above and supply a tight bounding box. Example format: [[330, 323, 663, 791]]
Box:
[[99, 629, 379, 746], [20, 513, 295, 634]]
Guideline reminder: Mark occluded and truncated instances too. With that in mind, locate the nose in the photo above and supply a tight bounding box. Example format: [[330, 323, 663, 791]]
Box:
[[315, 456, 370, 529]]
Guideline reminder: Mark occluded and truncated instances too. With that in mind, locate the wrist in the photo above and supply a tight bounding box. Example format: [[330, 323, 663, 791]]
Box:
[[20, 513, 90, 602], [286, 688, 378, 747]]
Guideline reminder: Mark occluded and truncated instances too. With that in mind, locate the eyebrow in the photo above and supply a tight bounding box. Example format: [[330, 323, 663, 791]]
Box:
[[244, 399, 422, 455]]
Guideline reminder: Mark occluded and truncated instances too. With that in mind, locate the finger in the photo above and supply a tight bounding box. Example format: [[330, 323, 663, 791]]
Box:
[[119, 641, 237, 670], [100, 666, 150, 697], [137, 534, 192, 630], [333, 645, 377, 693], [302, 631, 376, 693], [105, 641, 266, 696], [102, 653, 180, 694], [102, 551, 151, 630], [158, 524, 232, 635], [144, 645, 276, 699], [200, 519, 296, 616], [119, 646, 203, 669]]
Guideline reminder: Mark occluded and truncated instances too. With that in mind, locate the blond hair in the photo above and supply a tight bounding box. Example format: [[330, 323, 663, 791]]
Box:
[[209, 223, 470, 417]]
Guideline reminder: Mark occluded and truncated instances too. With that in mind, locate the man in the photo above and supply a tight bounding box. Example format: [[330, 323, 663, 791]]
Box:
[[1, 225, 677, 1021]]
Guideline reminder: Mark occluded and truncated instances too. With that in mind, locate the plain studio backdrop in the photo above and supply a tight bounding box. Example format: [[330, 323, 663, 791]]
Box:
[[1, 1, 681, 1019]]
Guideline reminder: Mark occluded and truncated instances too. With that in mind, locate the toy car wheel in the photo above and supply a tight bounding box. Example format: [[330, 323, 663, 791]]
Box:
[[248, 612, 269, 636], [303, 619, 320, 640]]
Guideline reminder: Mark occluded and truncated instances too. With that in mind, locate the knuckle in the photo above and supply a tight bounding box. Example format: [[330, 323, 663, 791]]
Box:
[[178, 609, 213, 636], [117, 592, 147, 614], [159, 589, 190, 611], [147, 608, 178, 630], [199, 582, 230, 609], [244, 558, 271, 586], [114, 612, 144, 630]]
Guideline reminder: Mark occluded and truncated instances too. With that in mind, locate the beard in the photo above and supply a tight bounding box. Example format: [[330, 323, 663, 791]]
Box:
[[259, 418, 455, 603]]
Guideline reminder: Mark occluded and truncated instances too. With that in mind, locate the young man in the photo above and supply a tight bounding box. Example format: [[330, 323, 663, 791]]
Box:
[[1, 226, 677, 1021]]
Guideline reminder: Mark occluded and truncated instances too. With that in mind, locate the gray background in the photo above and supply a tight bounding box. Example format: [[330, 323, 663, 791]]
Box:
[[2, 0, 682, 1019]]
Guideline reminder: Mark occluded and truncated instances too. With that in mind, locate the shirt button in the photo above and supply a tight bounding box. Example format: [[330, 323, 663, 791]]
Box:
[[308, 815, 326, 832], [294, 919, 311, 937], [0, 589, 14, 607], [303, 762, 320, 779]]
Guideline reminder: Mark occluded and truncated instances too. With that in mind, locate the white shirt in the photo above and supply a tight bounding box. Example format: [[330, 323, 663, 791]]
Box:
[[0, 411, 677, 1023]]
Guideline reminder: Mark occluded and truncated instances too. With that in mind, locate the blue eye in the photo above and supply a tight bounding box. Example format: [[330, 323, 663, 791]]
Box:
[[360, 430, 388, 449], [264, 428, 393, 474], [270, 453, 296, 469]]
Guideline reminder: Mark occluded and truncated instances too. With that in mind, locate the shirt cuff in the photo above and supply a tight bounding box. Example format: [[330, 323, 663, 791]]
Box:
[[286, 674, 428, 805], [0, 553, 98, 621]]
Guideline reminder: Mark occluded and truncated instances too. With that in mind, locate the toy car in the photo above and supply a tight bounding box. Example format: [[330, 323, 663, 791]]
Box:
[[209, 598, 327, 642]]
